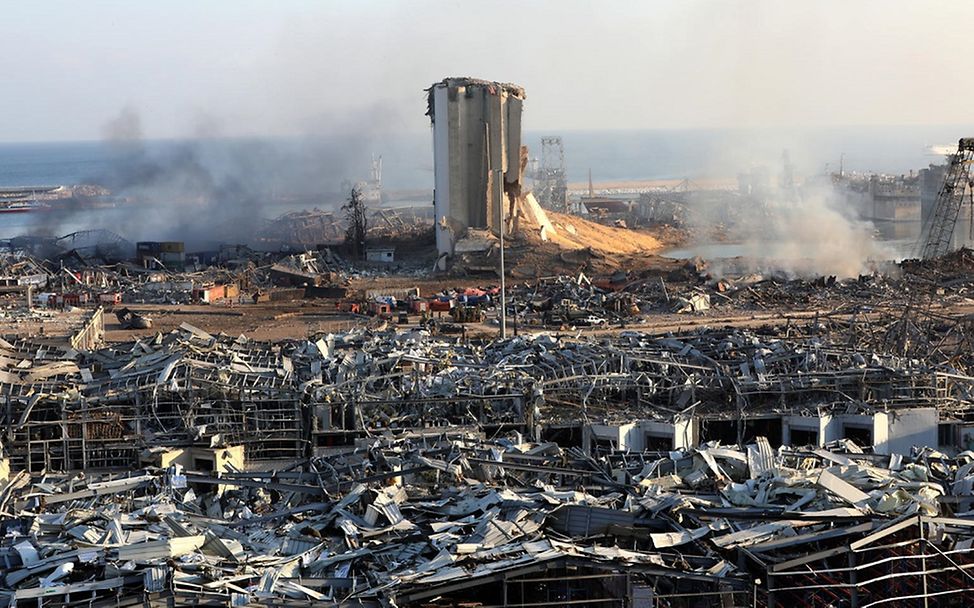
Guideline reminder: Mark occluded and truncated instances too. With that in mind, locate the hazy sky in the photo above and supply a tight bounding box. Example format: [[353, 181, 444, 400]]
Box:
[[1, 0, 970, 142]]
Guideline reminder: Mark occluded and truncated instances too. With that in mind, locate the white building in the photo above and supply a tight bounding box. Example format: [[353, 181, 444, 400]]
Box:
[[582, 407, 941, 457], [365, 247, 395, 263]]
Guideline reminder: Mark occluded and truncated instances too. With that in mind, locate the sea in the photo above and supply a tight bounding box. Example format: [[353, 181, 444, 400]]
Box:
[[0, 125, 970, 245]]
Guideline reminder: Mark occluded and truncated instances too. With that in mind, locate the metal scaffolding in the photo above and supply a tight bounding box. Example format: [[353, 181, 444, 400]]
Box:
[[535, 136, 568, 212], [918, 137, 974, 259]]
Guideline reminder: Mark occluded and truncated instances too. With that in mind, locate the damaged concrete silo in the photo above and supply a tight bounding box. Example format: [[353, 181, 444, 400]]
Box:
[[426, 77, 526, 268]]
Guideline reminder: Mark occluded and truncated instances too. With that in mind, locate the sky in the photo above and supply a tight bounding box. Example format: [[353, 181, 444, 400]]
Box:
[[1, 0, 972, 143]]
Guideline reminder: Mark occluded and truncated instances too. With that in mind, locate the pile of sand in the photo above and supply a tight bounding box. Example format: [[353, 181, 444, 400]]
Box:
[[543, 211, 663, 255], [513, 192, 661, 256], [448, 193, 678, 278], [504, 200, 673, 278]]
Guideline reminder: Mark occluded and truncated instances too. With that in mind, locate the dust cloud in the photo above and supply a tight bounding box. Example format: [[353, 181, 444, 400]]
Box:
[[730, 190, 894, 278], [683, 154, 896, 279]]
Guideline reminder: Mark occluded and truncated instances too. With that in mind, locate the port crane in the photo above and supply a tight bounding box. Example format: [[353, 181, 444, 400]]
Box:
[[918, 137, 974, 259]]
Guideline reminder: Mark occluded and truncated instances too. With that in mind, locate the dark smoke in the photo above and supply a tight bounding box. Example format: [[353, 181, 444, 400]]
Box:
[[26, 105, 399, 250]]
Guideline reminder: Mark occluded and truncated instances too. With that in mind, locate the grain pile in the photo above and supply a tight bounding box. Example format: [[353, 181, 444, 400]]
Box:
[[544, 210, 663, 255], [505, 206, 677, 278], [445, 192, 684, 278]]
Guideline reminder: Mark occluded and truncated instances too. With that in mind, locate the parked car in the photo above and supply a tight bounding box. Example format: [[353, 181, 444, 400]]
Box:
[[575, 315, 607, 327]]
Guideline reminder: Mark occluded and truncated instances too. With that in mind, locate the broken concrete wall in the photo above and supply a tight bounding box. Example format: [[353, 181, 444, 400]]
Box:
[[157, 445, 244, 474], [584, 423, 625, 453], [673, 416, 699, 449], [782, 414, 824, 446], [818, 409, 939, 455], [606, 420, 695, 452], [628, 421, 675, 451], [68, 306, 104, 351], [821, 413, 875, 445], [874, 407, 938, 456]]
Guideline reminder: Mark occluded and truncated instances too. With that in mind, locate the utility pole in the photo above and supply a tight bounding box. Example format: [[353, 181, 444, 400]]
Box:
[[485, 121, 508, 339], [498, 168, 507, 339]]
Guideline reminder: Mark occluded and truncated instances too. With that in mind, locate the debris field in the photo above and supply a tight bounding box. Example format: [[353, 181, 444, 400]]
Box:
[[1, 298, 974, 606]]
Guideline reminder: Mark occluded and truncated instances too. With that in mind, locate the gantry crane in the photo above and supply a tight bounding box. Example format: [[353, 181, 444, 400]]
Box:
[[918, 138, 974, 259]]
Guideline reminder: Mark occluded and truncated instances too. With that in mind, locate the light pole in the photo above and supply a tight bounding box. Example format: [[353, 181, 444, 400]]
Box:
[[497, 168, 507, 339]]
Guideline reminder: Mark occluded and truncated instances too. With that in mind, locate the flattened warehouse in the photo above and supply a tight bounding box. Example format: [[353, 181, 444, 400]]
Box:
[[4, 224, 974, 606], [6, 317, 974, 473], [3, 304, 974, 606]]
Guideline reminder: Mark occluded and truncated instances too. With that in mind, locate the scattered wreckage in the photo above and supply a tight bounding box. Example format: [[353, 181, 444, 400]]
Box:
[[1, 307, 974, 605], [5, 233, 974, 605], [115, 307, 152, 330], [1, 434, 974, 607], [498, 248, 974, 328]]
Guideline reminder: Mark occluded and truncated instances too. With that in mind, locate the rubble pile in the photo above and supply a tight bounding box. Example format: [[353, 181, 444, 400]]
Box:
[[2, 435, 974, 606], [493, 250, 974, 328], [683, 248, 974, 314], [0, 255, 49, 286], [0, 246, 342, 308], [900, 247, 974, 289], [368, 207, 435, 242], [2, 313, 974, 470], [256, 206, 434, 251], [0, 305, 973, 604], [268, 249, 347, 287], [256, 209, 344, 248]]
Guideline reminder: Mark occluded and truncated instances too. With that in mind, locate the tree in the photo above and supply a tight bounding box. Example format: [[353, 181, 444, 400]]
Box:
[[343, 187, 368, 259]]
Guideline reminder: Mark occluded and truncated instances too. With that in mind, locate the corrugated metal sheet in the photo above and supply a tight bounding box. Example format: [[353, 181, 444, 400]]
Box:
[[747, 437, 776, 479], [281, 538, 319, 557], [143, 566, 168, 592], [549, 504, 636, 536]]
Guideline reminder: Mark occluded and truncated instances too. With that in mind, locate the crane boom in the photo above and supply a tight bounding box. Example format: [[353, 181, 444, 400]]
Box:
[[918, 137, 974, 259]]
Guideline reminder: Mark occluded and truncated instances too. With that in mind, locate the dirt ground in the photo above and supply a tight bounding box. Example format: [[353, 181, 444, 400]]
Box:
[[98, 299, 772, 343], [97, 297, 974, 344], [103, 302, 366, 342]]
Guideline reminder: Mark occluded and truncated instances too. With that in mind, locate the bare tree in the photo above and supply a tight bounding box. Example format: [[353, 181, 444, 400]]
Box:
[[343, 187, 368, 259]]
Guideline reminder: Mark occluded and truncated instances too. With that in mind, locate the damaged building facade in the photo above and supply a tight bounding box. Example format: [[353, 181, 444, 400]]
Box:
[[3, 319, 971, 473], [428, 77, 526, 267]]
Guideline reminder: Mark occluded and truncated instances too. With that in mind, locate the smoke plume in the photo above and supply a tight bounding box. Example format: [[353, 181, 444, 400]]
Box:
[[23, 105, 400, 250], [683, 160, 896, 279], [736, 190, 893, 278]]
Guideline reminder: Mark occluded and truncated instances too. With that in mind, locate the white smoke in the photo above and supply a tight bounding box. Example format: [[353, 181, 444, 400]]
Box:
[[734, 186, 895, 278], [682, 165, 896, 279]]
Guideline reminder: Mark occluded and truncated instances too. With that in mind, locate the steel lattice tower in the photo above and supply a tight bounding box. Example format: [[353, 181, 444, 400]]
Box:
[[919, 138, 974, 259], [536, 136, 568, 212]]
